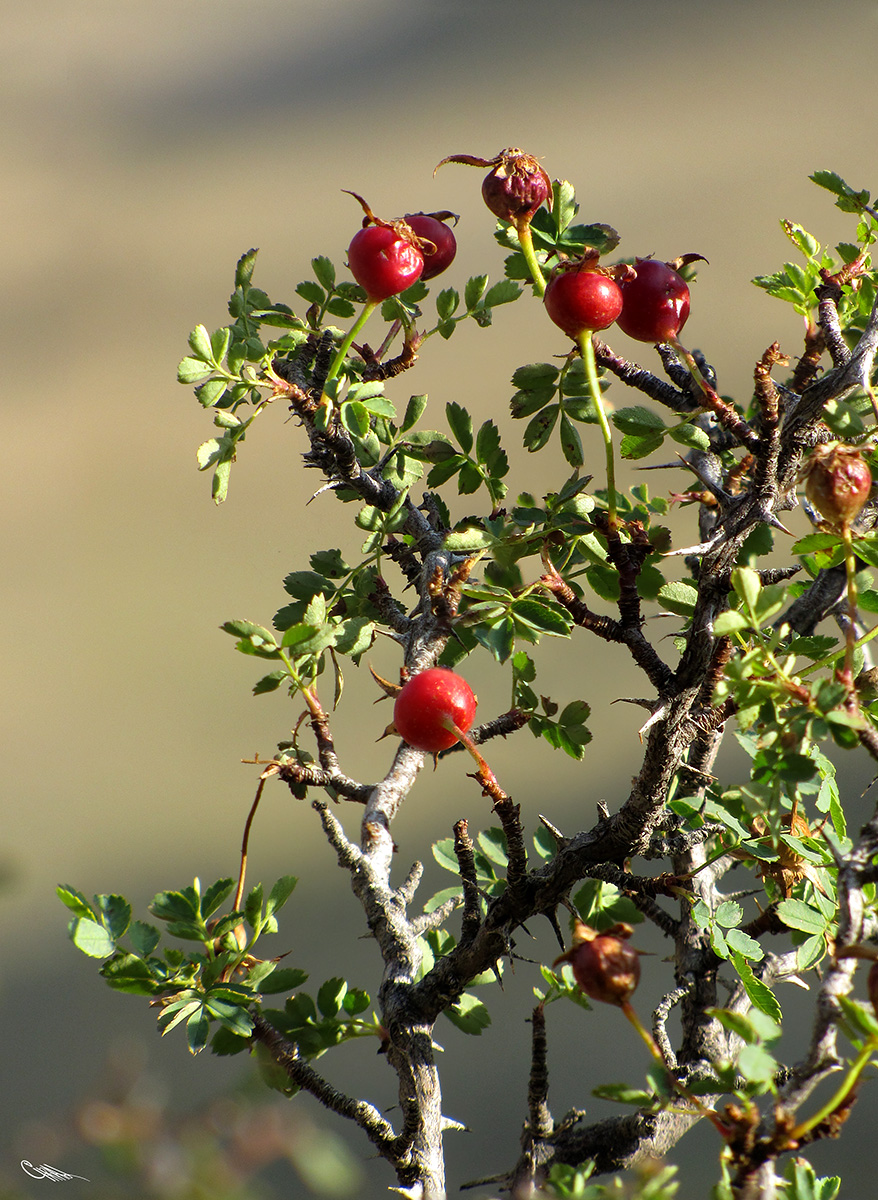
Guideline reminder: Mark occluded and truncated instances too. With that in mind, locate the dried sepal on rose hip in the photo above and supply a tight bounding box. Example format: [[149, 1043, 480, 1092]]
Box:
[[343, 190, 427, 301], [434, 147, 552, 226], [801, 442, 873, 532], [554, 919, 641, 1006]]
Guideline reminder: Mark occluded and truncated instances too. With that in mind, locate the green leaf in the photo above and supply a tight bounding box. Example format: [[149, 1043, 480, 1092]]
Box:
[[810, 170, 871, 213], [432, 838, 460, 874], [669, 422, 711, 451], [253, 670, 287, 695], [725, 928, 764, 961], [511, 597, 573, 637], [592, 1083, 656, 1106], [511, 362, 560, 389], [464, 274, 489, 310], [781, 220, 820, 260], [732, 566, 762, 614], [221, 619, 278, 647], [188, 324, 214, 362], [737, 1042, 779, 1087], [713, 610, 751, 635], [151, 886, 199, 922], [477, 828, 509, 866], [730, 951, 782, 1021], [559, 413, 583, 467], [401, 393, 428, 431], [484, 279, 522, 307], [296, 280, 325, 305], [444, 992, 491, 1035], [266, 875, 298, 916], [446, 401, 474, 453], [343, 987, 371, 1016], [235, 248, 258, 288], [619, 430, 665, 460], [128, 920, 161, 958], [796, 934, 826, 971], [714, 901, 744, 928], [187, 1008, 211, 1054], [657, 580, 698, 617], [70, 917, 116, 958], [523, 405, 559, 452], [312, 255, 336, 290], [475, 420, 502, 466], [793, 532, 844, 555], [777, 898, 827, 935], [552, 179, 577, 235], [339, 400, 369, 438], [710, 1008, 780, 1045], [95, 894, 131, 940], [612, 406, 667, 434], [57, 885, 96, 922], [205, 997, 254, 1038], [837, 994, 878, 1039], [178, 357, 214, 384], [100, 953, 161, 995], [317, 977, 347, 1018], [196, 378, 229, 408]]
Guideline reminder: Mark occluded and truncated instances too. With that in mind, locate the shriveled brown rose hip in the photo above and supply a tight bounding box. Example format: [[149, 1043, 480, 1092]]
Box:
[[802, 442, 872, 531], [435, 147, 552, 225], [554, 920, 641, 1006]]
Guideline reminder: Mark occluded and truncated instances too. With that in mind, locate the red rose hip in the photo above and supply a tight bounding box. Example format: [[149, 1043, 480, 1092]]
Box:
[[616, 257, 690, 344], [393, 667, 477, 753], [404, 212, 457, 281], [544, 266, 623, 338], [347, 224, 424, 302]]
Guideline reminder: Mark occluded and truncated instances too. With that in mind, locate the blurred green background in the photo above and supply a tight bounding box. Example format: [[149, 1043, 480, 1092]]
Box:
[[5, 0, 878, 1195]]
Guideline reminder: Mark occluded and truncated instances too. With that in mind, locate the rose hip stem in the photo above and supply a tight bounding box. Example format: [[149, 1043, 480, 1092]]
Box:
[[440, 717, 503, 795], [320, 298, 380, 401], [577, 330, 618, 528], [516, 218, 547, 296], [841, 525, 860, 682], [620, 1000, 732, 1138]]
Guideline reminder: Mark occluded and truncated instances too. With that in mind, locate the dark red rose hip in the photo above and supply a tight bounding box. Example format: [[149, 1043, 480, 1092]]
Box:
[[617, 257, 691, 344]]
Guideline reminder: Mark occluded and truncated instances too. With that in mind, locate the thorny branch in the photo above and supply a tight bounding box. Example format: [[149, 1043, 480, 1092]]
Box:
[[253, 295, 878, 1196]]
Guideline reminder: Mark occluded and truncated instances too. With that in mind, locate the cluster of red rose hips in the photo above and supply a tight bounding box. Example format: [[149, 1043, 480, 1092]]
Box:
[[345, 194, 459, 301], [344, 150, 693, 345], [341, 151, 704, 756]]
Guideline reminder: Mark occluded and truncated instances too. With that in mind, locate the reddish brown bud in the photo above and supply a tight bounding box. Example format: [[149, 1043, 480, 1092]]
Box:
[[554, 920, 641, 1006], [802, 442, 872, 531]]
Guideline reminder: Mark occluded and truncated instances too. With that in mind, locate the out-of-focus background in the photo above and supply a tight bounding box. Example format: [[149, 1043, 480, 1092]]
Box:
[[4, 1, 878, 1195]]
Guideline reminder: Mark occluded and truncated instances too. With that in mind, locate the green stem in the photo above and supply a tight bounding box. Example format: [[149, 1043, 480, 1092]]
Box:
[[515, 220, 547, 296], [669, 334, 714, 402], [621, 1001, 731, 1136], [321, 299, 379, 399], [789, 1035, 878, 1141], [800, 621, 878, 677], [841, 525, 860, 681], [578, 331, 617, 528]]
